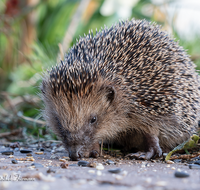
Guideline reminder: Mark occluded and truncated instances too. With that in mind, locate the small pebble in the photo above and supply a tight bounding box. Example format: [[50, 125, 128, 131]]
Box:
[[108, 168, 121, 174], [20, 149, 32, 153], [26, 153, 32, 156], [96, 163, 104, 170], [15, 158, 26, 161], [106, 160, 115, 165], [87, 161, 97, 168], [14, 148, 19, 151], [88, 170, 95, 174], [191, 156, 200, 160], [163, 153, 168, 157], [174, 171, 189, 178], [60, 162, 68, 169], [188, 161, 195, 164], [47, 168, 56, 173], [11, 160, 18, 164], [155, 181, 167, 187], [171, 167, 176, 170], [69, 164, 78, 167], [194, 160, 200, 165], [34, 152, 44, 155], [1, 151, 14, 155], [39, 148, 45, 151], [51, 150, 55, 154], [173, 159, 182, 163], [78, 160, 89, 167], [8, 155, 14, 158], [50, 154, 59, 159], [166, 160, 174, 164], [26, 157, 35, 161], [31, 163, 44, 168], [189, 164, 200, 169], [50, 143, 57, 147], [62, 156, 70, 160], [9, 142, 20, 149], [59, 158, 67, 162]]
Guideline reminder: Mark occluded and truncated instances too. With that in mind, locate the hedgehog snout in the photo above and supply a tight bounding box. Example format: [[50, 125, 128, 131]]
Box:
[[68, 146, 83, 161], [69, 151, 81, 161]]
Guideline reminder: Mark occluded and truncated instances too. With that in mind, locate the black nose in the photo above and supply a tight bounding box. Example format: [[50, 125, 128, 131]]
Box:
[[69, 151, 81, 161]]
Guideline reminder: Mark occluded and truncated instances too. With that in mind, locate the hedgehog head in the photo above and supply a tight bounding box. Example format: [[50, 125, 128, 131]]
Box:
[[41, 62, 128, 160]]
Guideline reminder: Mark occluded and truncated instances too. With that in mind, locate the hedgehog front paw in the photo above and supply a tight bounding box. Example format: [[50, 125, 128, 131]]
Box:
[[88, 141, 100, 158], [89, 150, 99, 158], [142, 133, 162, 159], [139, 146, 162, 160]]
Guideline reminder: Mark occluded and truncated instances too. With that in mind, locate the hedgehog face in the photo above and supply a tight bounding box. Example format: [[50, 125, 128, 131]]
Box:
[[41, 79, 126, 160]]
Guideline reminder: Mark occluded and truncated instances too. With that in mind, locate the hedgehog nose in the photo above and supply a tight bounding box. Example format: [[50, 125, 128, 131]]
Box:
[[69, 150, 81, 161]]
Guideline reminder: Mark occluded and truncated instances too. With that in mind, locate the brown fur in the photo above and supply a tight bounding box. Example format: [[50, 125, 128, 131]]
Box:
[[41, 19, 200, 160]]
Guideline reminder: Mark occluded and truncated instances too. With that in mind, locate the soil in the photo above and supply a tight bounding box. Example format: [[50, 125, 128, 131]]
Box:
[[0, 144, 200, 190]]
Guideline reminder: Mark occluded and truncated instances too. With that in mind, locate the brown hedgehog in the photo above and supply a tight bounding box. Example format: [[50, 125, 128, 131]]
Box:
[[41, 19, 200, 161]]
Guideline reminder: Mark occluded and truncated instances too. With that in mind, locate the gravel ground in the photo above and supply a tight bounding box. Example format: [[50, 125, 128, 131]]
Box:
[[0, 145, 200, 190]]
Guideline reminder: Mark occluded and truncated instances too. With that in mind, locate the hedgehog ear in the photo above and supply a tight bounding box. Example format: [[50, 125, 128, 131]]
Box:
[[105, 85, 115, 104]]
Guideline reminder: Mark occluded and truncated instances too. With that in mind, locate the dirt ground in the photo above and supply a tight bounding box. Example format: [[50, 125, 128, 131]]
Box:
[[0, 144, 200, 190]]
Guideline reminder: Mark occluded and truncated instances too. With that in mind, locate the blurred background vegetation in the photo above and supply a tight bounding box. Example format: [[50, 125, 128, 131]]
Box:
[[0, 0, 200, 143]]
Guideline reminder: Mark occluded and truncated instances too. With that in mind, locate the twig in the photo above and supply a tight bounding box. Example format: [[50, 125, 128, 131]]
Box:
[[0, 128, 22, 138], [18, 114, 46, 125], [1, 92, 17, 115], [100, 139, 103, 156], [1, 92, 40, 109], [57, 0, 91, 61], [0, 105, 45, 126]]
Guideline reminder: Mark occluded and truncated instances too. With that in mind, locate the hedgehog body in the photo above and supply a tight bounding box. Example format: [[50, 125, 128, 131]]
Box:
[[41, 19, 200, 160]]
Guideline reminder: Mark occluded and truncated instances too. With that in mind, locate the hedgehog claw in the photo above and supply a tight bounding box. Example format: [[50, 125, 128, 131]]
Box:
[[144, 133, 162, 159], [126, 134, 163, 160], [89, 150, 99, 158], [144, 146, 162, 160]]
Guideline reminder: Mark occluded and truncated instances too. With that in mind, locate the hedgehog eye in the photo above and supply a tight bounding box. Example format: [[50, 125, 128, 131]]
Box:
[[90, 116, 97, 124]]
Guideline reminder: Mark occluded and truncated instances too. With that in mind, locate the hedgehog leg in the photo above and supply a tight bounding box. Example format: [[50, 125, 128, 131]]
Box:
[[140, 133, 162, 159]]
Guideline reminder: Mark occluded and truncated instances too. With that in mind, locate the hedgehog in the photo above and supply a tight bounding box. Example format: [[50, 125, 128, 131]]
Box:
[[41, 19, 200, 161]]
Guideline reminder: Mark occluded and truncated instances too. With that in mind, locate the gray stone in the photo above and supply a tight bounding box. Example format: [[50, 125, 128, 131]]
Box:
[[108, 168, 121, 173], [189, 164, 200, 169], [11, 160, 18, 164], [174, 171, 189, 178], [78, 160, 89, 167], [31, 163, 44, 168], [20, 149, 32, 153], [1, 150, 14, 155]]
